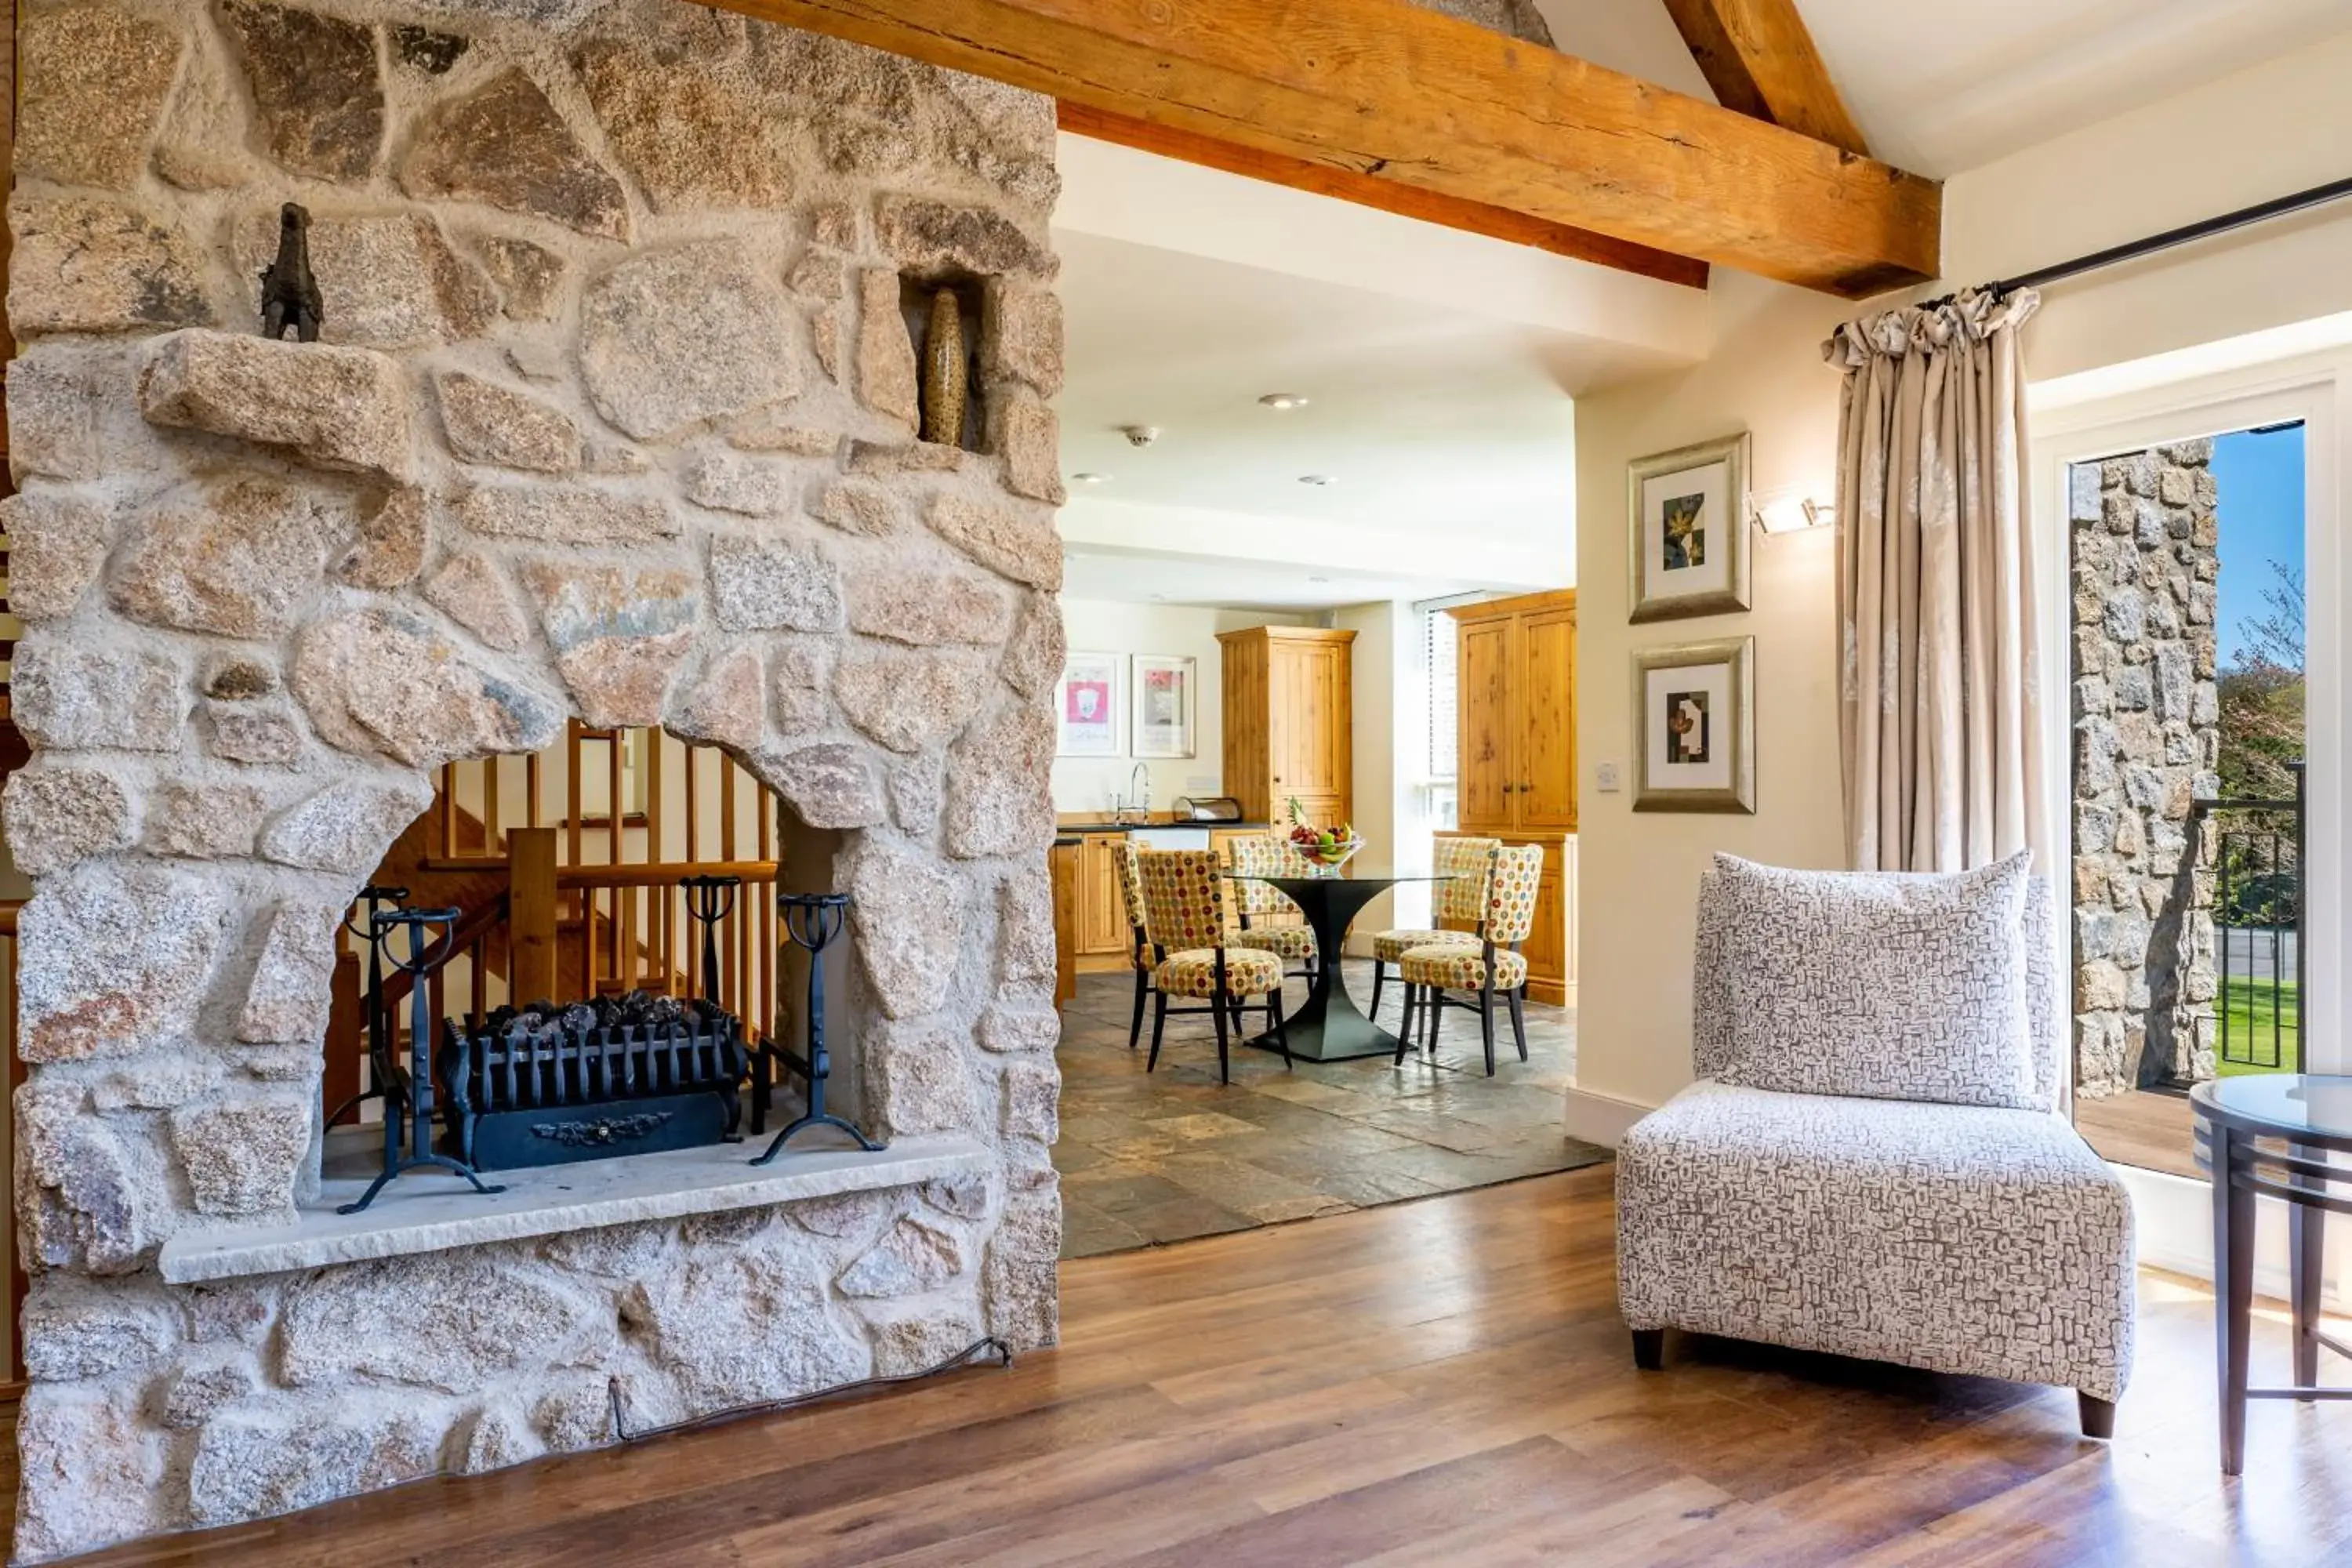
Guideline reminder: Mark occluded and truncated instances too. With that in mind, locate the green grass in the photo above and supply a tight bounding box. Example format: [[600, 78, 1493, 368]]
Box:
[[2212, 977, 2300, 1077]]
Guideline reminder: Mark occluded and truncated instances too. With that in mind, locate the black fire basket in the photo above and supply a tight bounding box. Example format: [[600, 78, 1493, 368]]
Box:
[[752, 891, 885, 1162]]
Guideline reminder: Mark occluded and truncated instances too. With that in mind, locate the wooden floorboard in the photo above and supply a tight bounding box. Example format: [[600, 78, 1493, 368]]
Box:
[[29, 1167, 2352, 1566]]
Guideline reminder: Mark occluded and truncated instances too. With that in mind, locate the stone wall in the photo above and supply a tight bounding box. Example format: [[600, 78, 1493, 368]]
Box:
[[0, 0, 1067, 1556], [2070, 442, 2220, 1095]]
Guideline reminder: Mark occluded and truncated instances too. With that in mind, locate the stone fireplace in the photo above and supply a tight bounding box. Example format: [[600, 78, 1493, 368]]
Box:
[[0, 0, 1067, 1556]]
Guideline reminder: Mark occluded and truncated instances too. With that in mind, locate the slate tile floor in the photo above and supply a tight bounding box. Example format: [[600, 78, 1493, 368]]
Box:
[[1054, 958, 1608, 1258]]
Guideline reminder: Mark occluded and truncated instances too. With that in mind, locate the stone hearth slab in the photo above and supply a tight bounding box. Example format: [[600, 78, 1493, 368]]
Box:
[[158, 1129, 991, 1284]]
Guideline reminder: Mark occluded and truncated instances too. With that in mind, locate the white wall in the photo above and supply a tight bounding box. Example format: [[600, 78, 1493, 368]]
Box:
[[1050, 600, 1308, 815], [1334, 601, 1417, 949], [1567, 32, 2352, 1144]]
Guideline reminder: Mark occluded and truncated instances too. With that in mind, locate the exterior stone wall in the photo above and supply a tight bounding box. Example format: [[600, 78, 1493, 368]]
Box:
[[0, 0, 1066, 1556], [2070, 442, 2220, 1095]]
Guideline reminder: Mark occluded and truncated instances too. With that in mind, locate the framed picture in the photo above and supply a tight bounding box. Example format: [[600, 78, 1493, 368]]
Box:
[[1057, 652, 1123, 757], [1628, 433, 1751, 622], [1632, 637, 1755, 813], [1131, 655, 1197, 760]]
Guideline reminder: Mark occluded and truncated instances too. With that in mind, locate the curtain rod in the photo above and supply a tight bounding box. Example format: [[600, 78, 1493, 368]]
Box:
[[1918, 173, 2352, 310]]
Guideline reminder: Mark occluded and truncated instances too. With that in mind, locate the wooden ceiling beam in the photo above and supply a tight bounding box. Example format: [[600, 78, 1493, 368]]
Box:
[[1056, 103, 1711, 289], [1659, 0, 1870, 157], [692, 0, 1940, 296]]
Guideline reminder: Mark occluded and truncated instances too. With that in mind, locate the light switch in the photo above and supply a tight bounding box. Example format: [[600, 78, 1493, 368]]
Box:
[[1595, 761, 1622, 793]]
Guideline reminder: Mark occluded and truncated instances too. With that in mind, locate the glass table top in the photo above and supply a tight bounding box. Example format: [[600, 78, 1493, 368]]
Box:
[[2194, 1075, 2352, 1139]]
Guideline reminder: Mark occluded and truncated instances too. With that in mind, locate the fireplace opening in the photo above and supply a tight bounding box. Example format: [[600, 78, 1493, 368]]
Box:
[[322, 720, 871, 1200]]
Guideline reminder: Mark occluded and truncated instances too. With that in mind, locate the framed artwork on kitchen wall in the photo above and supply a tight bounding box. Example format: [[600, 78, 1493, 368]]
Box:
[[1632, 637, 1755, 813], [1628, 432, 1751, 622], [1057, 652, 1124, 757], [1131, 654, 1197, 759]]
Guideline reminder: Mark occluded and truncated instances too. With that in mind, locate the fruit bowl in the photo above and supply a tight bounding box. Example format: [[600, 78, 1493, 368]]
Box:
[[1283, 797, 1363, 877], [1294, 837, 1364, 877]]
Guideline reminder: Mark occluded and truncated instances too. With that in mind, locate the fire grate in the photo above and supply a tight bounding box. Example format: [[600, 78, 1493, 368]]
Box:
[[438, 993, 749, 1171]]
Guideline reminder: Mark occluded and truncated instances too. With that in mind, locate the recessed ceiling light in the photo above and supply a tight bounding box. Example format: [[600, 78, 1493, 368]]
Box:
[[1306, 575, 1330, 584], [1072, 472, 1111, 485], [1298, 474, 1336, 487], [1258, 393, 1310, 411]]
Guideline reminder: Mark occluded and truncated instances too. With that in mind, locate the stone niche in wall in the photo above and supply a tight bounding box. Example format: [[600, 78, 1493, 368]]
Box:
[[0, 0, 1072, 1557]]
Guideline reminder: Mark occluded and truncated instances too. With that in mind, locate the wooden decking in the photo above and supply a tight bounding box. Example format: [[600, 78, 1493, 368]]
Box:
[[2077, 1087, 2201, 1180], [33, 1166, 2352, 1567]]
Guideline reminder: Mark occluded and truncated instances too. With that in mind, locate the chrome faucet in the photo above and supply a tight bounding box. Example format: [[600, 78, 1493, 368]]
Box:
[[1114, 761, 1151, 824]]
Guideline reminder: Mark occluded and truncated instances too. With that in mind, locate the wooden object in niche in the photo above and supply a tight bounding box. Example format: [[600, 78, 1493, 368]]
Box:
[[1216, 626, 1355, 830], [920, 286, 967, 447]]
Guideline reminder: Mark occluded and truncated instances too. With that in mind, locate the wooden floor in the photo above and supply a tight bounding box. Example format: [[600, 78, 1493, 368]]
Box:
[[35, 1167, 2352, 1567], [2077, 1086, 2201, 1181]]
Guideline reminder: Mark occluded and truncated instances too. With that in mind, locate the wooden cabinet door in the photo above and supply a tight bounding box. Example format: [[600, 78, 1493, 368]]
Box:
[[1515, 604, 1577, 832], [1456, 615, 1513, 830], [1078, 836, 1130, 956]]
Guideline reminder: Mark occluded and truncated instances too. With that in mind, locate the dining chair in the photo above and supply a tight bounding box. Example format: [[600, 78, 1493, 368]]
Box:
[[1367, 835, 1500, 1022], [1395, 843, 1542, 1076], [1135, 848, 1293, 1085], [1224, 833, 1321, 983], [1112, 838, 1156, 1051]]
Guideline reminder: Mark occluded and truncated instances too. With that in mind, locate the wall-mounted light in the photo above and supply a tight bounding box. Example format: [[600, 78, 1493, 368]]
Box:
[[1755, 494, 1834, 534]]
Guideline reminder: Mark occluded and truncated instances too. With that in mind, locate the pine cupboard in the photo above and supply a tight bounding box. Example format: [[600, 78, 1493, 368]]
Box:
[[1443, 589, 1577, 1004], [1216, 626, 1356, 829]]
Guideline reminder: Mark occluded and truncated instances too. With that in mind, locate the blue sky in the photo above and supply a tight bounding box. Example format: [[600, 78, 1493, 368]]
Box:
[[2212, 424, 2304, 670]]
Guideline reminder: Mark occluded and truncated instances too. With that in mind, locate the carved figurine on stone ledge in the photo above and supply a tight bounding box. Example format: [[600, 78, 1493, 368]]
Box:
[[259, 201, 323, 343]]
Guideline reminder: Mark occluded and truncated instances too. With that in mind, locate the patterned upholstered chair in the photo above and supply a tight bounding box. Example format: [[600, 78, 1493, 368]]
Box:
[[1615, 866, 2136, 1438], [1135, 848, 1293, 1084], [1224, 833, 1321, 982], [1111, 839, 1156, 1051], [1394, 843, 1543, 1076], [1368, 835, 1501, 1022]]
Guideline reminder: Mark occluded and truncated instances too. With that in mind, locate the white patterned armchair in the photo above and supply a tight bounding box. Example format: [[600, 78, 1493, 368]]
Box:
[[1616, 863, 2136, 1436]]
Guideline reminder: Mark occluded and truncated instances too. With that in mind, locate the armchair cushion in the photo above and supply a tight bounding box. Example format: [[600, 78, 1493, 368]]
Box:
[[1617, 1080, 2135, 1403], [1712, 851, 2039, 1110]]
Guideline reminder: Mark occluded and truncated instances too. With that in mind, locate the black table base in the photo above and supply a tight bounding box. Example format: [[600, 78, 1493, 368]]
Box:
[[1236, 874, 1416, 1063]]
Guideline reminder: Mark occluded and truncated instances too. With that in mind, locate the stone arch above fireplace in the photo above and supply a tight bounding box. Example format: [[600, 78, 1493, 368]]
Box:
[[0, 0, 1065, 1555]]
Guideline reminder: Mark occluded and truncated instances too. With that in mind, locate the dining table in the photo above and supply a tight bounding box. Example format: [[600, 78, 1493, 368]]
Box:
[[1224, 872, 1454, 1062]]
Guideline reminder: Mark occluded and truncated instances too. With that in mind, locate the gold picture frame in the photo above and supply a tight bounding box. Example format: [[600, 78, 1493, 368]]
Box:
[[1632, 637, 1755, 814], [1628, 432, 1751, 622]]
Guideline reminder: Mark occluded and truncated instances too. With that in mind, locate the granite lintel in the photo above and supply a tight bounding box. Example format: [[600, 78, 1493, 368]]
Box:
[[158, 1131, 993, 1284]]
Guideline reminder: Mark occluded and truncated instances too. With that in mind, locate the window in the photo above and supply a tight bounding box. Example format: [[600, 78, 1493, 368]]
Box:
[[1414, 593, 1490, 832]]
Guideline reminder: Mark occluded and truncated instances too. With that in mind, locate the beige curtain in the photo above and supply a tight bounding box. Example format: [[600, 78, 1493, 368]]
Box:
[[1824, 287, 2047, 873]]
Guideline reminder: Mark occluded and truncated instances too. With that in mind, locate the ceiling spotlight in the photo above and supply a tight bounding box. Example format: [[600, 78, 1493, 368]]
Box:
[[1298, 474, 1336, 487], [1306, 575, 1330, 584], [1258, 394, 1310, 411], [1120, 424, 1161, 448], [1072, 472, 1111, 485]]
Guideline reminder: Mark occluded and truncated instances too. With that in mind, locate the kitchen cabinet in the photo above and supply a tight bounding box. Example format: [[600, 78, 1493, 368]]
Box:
[[1216, 626, 1356, 829], [1445, 589, 1577, 1005], [1076, 833, 1132, 966]]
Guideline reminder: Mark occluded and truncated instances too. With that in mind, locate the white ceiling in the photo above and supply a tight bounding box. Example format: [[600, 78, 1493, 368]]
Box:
[[1062, 548, 1488, 613], [1054, 230, 1581, 546], [1535, 0, 2352, 178]]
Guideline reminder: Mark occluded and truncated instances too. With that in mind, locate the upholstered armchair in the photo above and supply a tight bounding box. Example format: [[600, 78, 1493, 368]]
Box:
[[1616, 862, 2136, 1437]]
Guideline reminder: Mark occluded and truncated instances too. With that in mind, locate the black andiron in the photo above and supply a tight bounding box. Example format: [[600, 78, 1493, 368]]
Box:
[[339, 906, 505, 1215], [325, 882, 409, 1129], [258, 201, 322, 343], [752, 891, 885, 1163]]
